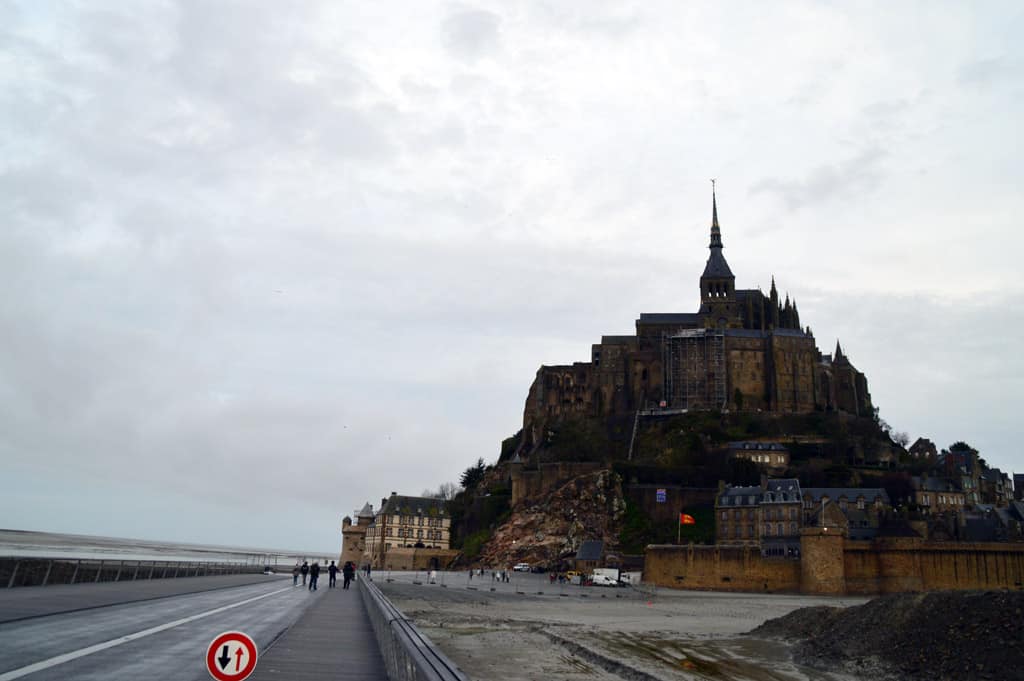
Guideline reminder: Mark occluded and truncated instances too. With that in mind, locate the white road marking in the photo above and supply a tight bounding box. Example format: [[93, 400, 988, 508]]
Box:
[[0, 585, 293, 680]]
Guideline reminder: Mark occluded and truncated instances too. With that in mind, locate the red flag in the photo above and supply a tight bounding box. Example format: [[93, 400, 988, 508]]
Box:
[[679, 513, 696, 525]]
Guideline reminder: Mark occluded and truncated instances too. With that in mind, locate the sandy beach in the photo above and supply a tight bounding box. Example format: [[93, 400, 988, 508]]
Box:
[[378, 571, 875, 681]]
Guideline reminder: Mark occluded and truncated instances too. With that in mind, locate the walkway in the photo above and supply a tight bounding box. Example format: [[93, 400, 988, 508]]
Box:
[[249, 580, 387, 681]]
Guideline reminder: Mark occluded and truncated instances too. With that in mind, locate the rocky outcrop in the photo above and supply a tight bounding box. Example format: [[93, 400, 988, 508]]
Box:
[[476, 469, 626, 568]]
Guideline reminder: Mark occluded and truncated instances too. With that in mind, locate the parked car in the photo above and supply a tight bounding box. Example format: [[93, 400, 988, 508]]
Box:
[[590, 574, 619, 587], [513, 562, 531, 572]]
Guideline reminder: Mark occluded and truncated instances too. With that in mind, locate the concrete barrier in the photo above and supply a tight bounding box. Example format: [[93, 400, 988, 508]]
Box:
[[359, 576, 469, 681]]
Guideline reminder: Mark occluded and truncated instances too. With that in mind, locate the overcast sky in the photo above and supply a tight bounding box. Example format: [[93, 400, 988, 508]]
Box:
[[1, 1, 1022, 554]]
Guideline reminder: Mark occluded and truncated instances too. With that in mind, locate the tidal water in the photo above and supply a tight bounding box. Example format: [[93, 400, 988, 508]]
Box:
[[0, 528, 335, 566]]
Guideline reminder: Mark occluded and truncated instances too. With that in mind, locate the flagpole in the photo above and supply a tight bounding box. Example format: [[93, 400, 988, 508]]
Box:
[[677, 516, 681, 544]]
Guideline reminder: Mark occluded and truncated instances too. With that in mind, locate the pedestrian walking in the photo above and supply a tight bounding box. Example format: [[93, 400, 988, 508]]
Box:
[[328, 561, 339, 588], [300, 561, 309, 586], [309, 562, 320, 591], [292, 563, 300, 586], [343, 561, 355, 589]]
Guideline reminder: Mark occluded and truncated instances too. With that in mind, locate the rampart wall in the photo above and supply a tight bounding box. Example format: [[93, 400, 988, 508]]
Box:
[[645, 535, 1024, 595], [510, 462, 603, 505]]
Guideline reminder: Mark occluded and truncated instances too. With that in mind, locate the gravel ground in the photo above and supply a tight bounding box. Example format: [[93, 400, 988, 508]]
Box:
[[751, 590, 1024, 681], [377, 571, 871, 681]]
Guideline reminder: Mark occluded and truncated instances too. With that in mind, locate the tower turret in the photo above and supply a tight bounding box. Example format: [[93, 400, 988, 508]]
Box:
[[699, 181, 738, 327]]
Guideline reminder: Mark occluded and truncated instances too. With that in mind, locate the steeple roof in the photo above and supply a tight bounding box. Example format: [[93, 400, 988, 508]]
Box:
[[702, 183, 734, 279]]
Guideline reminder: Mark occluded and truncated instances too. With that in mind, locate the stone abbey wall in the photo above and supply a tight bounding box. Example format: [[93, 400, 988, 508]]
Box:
[[510, 461, 603, 505], [645, 534, 1024, 595]]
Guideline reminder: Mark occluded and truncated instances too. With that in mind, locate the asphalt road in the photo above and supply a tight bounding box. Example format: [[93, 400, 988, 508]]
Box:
[[0, 576, 323, 681]]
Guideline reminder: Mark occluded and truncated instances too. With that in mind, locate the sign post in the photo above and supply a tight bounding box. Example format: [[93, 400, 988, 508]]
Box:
[[206, 631, 258, 681]]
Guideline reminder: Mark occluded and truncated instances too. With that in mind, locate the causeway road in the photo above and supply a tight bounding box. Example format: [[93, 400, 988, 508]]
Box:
[[0, 574, 384, 681]]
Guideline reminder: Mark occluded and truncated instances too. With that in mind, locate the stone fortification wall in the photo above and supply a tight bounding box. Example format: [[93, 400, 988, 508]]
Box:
[[843, 539, 1024, 594], [510, 461, 602, 505], [378, 548, 460, 571], [645, 544, 801, 592], [645, 536, 1024, 595]]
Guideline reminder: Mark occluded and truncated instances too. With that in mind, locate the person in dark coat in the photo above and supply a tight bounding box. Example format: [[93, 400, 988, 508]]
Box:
[[308, 562, 320, 591], [342, 561, 355, 589], [328, 561, 339, 588], [300, 561, 309, 586], [292, 563, 300, 586]]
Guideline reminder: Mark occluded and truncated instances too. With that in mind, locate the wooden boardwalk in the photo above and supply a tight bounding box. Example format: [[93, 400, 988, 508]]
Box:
[[249, 580, 388, 681]]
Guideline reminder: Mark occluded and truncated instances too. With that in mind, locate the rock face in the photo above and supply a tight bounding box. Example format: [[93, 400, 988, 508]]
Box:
[[476, 469, 626, 568], [751, 590, 1024, 681]]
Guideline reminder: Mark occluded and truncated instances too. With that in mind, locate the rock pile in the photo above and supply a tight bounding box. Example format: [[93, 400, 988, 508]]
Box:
[[750, 590, 1024, 681], [475, 469, 626, 568]]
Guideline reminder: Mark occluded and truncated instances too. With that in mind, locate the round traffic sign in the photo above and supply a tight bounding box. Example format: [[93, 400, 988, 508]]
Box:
[[206, 631, 258, 681]]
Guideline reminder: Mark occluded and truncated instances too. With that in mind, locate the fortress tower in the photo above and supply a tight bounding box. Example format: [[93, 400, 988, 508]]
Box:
[[520, 187, 872, 451]]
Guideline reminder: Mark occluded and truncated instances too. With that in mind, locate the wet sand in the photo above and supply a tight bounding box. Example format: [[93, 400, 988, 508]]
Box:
[[378, 571, 874, 681]]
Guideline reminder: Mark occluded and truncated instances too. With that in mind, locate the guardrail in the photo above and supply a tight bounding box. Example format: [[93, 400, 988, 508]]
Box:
[[359, 576, 469, 681], [1, 557, 266, 588]]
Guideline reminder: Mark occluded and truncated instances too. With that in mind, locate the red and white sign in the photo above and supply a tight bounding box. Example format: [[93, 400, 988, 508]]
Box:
[[206, 631, 258, 681]]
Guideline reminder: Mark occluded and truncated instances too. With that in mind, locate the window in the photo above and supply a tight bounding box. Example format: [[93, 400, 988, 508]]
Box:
[[790, 522, 798, 534], [857, 498, 865, 510], [790, 508, 797, 520], [733, 510, 740, 520], [721, 511, 728, 521], [764, 524, 772, 536]]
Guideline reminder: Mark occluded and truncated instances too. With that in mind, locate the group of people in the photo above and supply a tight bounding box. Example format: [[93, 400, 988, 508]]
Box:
[[292, 560, 357, 590], [467, 568, 510, 582]]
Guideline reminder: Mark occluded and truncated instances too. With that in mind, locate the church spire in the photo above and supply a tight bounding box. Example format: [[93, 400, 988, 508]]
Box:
[[709, 179, 723, 249]]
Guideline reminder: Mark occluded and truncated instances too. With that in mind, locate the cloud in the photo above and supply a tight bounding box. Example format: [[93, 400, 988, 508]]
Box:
[[441, 7, 501, 60], [748, 148, 887, 212]]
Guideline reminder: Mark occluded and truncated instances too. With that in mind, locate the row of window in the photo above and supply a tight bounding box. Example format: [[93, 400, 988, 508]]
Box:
[[719, 521, 800, 538], [721, 508, 798, 521]]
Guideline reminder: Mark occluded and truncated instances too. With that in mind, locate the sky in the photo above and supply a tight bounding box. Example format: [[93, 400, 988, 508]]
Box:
[[1, 1, 1022, 554]]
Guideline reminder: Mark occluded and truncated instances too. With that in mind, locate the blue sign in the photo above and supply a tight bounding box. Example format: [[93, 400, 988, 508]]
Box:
[[656, 488, 666, 503]]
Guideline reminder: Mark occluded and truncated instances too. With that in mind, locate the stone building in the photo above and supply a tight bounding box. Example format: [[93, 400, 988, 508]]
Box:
[[727, 441, 789, 475], [520, 190, 872, 452], [911, 476, 966, 514], [716, 479, 892, 552], [363, 492, 455, 570], [339, 502, 374, 567], [800, 488, 890, 540], [715, 478, 803, 556]]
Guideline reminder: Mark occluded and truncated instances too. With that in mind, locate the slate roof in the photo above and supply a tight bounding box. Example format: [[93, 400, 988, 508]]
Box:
[[701, 249, 734, 279], [600, 335, 636, 344], [379, 494, 448, 517], [357, 502, 375, 518], [719, 486, 761, 506], [637, 313, 700, 325], [802, 488, 891, 504], [764, 479, 802, 502], [575, 539, 604, 561], [725, 328, 765, 338]]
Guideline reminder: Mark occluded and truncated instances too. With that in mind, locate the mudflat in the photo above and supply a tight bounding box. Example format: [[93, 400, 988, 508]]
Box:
[[378, 572, 871, 681]]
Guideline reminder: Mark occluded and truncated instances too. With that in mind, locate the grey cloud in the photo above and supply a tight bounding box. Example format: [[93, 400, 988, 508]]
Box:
[[442, 8, 501, 60], [748, 148, 887, 212], [958, 57, 1014, 87]]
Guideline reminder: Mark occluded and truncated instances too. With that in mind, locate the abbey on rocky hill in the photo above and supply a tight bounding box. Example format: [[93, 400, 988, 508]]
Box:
[[522, 188, 872, 449]]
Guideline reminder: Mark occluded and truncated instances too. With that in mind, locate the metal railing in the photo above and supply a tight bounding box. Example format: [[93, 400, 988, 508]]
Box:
[[1, 557, 266, 588], [359, 576, 469, 681]]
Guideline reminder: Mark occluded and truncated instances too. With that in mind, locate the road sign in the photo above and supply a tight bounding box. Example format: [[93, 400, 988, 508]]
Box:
[[206, 631, 258, 681], [656, 488, 666, 503]]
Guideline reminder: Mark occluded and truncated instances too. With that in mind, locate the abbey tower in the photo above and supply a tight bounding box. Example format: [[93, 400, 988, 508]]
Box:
[[521, 189, 872, 450]]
